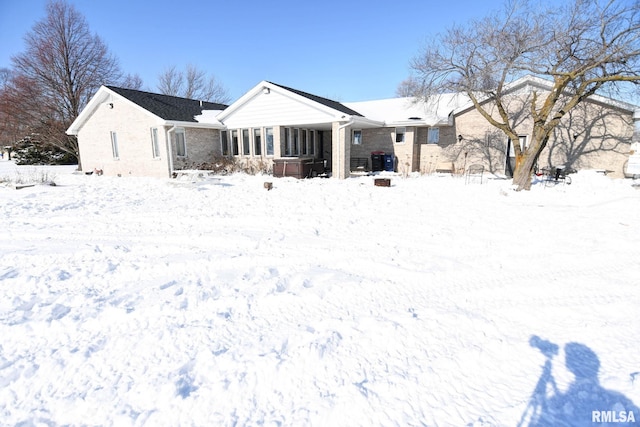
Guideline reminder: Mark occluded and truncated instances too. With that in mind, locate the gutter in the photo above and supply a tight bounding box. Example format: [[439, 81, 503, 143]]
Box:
[[166, 125, 176, 177]]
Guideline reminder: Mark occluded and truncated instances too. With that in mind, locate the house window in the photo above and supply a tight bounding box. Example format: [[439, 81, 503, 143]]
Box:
[[254, 128, 262, 156], [353, 130, 363, 145], [265, 128, 274, 156], [301, 129, 308, 155], [231, 130, 239, 155], [151, 128, 160, 158], [293, 128, 299, 155], [221, 130, 229, 156], [508, 135, 528, 156], [284, 128, 291, 156], [428, 128, 439, 144], [110, 131, 119, 159], [242, 129, 250, 155], [175, 128, 186, 157], [395, 127, 406, 144], [520, 135, 528, 149], [309, 130, 315, 155]]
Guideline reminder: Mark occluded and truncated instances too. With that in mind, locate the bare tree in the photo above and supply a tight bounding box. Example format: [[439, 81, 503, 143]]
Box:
[[396, 77, 420, 98], [0, 68, 18, 157], [0, 68, 10, 88], [157, 65, 184, 97], [405, 0, 640, 190], [157, 64, 231, 104], [1, 0, 123, 165], [121, 73, 144, 90]]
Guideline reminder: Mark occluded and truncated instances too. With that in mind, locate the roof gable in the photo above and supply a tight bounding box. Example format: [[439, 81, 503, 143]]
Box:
[[216, 81, 364, 128], [268, 82, 363, 117], [67, 85, 228, 135], [453, 75, 639, 116], [105, 86, 228, 122]]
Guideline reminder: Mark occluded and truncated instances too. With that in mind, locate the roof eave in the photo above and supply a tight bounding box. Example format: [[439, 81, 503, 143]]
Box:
[[349, 116, 384, 128], [452, 75, 639, 116], [165, 120, 225, 129], [66, 86, 168, 135], [385, 118, 452, 127], [66, 86, 110, 135]]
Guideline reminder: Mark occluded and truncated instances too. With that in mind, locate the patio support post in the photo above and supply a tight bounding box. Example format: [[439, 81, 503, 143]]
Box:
[[332, 120, 352, 179]]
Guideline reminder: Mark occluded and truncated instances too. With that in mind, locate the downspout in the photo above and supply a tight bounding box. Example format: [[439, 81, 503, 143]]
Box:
[[337, 118, 354, 179], [166, 125, 176, 177]]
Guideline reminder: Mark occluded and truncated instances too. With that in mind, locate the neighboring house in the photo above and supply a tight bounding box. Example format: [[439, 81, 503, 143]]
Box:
[[68, 76, 639, 179], [67, 86, 228, 178]]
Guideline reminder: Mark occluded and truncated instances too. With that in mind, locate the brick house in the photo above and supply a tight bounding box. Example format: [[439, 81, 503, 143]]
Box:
[[68, 76, 639, 179], [66, 86, 228, 178]]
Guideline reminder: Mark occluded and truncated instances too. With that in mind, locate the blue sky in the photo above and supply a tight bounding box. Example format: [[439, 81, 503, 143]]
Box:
[[0, 0, 529, 102]]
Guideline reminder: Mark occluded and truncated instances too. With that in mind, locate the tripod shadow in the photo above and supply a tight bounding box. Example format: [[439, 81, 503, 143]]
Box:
[[520, 337, 639, 426]]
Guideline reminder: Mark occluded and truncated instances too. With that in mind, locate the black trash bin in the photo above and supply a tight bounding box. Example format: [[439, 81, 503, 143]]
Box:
[[383, 154, 394, 172], [371, 151, 384, 172]]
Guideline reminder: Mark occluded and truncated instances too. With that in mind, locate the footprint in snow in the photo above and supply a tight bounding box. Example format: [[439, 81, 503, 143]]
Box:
[[50, 304, 71, 321]]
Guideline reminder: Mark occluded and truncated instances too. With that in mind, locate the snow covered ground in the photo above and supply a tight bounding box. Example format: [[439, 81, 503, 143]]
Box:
[[1, 160, 639, 426]]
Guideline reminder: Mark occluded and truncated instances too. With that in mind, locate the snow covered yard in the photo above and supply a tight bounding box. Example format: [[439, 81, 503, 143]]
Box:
[[1, 161, 639, 426]]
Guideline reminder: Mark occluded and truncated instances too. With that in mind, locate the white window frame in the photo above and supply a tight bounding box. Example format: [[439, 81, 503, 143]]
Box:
[[308, 130, 315, 155], [284, 128, 291, 156], [221, 130, 229, 156], [301, 129, 308, 155], [508, 135, 528, 156], [110, 131, 119, 159], [175, 128, 186, 157], [395, 127, 406, 144], [353, 129, 363, 145], [151, 127, 160, 158], [293, 128, 299, 155], [231, 129, 239, 156], [265, 127, 274, 156], [242, 128, 250, 155], [427, 127, 439, 144], [253, 128, 262, 156]]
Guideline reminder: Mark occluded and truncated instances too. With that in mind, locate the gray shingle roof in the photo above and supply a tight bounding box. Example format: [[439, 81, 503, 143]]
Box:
[[268, 82, 363, 117], [106, 86, 228, 122]]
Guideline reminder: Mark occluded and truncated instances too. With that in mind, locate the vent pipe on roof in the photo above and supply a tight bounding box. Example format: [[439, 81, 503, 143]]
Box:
[[199, 100, 203, 108]]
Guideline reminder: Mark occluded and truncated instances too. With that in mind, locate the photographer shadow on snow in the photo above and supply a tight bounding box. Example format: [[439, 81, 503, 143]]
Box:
[[519, 335, 639, 426]]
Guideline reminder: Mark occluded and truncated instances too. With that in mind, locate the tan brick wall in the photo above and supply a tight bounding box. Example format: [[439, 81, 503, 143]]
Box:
[[77, 97, 224, 177], [453, 95, 634, 177], [353, 126, 464, 173], [172, 127, 222, 170], [415, 126, 462, 174], [350, 128, 394, 159], [77, 99, 170, 178]]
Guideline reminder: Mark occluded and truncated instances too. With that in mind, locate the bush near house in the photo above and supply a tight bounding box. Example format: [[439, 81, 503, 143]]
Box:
[[182, 156, 272, 176], [12, 139, 77, 165]]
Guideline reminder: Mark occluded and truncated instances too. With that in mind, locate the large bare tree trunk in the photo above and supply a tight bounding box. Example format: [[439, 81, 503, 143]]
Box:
[[512, 133, 548, 191], [512, 153, 536, 190]]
